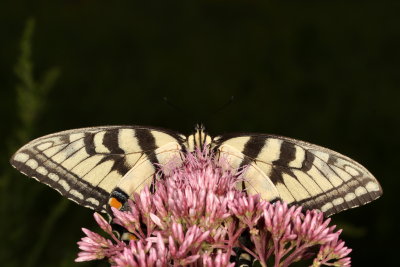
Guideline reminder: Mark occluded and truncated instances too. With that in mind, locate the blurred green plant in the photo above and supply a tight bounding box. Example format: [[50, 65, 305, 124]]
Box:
[[14, 18, 60, 143], [0, 18, 68, 267]]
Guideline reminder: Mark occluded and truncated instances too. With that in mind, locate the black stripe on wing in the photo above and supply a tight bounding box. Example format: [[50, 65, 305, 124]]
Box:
[[10, 126, 186, 213], [214, 133, 382, 216], [10, 148, 109, 212]]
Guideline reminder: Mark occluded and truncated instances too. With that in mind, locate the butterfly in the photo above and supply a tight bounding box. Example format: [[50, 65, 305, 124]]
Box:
[[10, 125, 382, 216]]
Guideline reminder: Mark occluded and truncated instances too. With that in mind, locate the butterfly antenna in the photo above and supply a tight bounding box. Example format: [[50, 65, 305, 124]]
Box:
[[163, 95, 234, 131], [163, 96, 186, 114], [162, 96, 195, 129], [200, 95, 235, 127], [210, 95, 235, 116]]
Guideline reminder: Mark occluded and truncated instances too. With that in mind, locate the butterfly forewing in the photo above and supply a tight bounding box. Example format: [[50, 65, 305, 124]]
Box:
[[214, 134, 382, 216], [10, 126, 185, 213], [11, 125, 382, 217]]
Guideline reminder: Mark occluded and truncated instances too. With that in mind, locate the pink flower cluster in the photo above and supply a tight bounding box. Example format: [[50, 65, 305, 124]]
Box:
[[76, 149, 351, 267]]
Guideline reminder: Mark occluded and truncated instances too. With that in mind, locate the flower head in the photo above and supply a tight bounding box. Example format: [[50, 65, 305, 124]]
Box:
[[76, 147, 351, 266]]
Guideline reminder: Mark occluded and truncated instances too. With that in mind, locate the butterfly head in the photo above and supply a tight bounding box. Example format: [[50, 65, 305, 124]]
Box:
[[186, 124, 212, 151]]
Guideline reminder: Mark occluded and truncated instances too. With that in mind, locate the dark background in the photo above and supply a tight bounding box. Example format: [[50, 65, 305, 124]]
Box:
[[1, 1, 399, 266]]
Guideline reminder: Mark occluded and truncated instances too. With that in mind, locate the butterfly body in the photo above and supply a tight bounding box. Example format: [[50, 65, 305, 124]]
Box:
[[10, 125, 382, 216]]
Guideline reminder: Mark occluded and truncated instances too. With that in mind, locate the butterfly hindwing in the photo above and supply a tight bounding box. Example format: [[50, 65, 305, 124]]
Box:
[[10, 126, 185, 213], [11, 125, 382, 217], [214, 134, 382, 216]]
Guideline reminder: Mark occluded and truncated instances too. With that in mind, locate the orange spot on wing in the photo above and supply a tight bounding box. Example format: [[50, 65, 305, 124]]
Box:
[[128, 233, 137, 240], [109, 197, 123, 209], [121, 232, 138, 241]]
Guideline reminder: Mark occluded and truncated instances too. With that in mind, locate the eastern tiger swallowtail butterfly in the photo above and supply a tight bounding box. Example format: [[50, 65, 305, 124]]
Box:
[[10, 125, 382, 217]]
